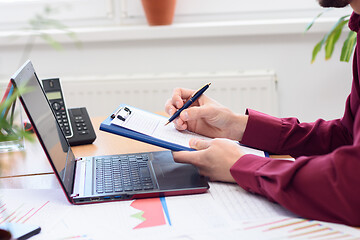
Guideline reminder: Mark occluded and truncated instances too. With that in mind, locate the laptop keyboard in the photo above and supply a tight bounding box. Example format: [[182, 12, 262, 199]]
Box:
[[95, 153, 155, 194]]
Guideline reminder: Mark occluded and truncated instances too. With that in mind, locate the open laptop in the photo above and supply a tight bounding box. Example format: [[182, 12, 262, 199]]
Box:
[[11, 60, 209, 204]]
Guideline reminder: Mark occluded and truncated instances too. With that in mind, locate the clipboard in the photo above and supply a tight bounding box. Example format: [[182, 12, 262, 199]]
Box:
[[100, 104, 195, 151], [100, 104, 269, 157]]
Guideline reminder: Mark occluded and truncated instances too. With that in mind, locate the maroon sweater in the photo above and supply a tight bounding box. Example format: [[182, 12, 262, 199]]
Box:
[[231, 12, 360, 226]]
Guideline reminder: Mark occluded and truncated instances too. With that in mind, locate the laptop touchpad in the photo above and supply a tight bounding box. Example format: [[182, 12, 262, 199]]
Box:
[[151, 151, 207, 190]]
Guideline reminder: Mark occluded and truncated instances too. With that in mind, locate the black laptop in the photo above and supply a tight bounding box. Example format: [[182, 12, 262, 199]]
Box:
[[11, 60, 209, 204]]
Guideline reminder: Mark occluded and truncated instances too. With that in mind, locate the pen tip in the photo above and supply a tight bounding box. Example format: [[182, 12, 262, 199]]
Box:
[[164, 121, 170, 126]]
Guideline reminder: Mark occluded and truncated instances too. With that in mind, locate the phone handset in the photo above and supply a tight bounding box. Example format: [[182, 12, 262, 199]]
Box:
[[42, 78, 73, 138], [42, 78, 96, 146]]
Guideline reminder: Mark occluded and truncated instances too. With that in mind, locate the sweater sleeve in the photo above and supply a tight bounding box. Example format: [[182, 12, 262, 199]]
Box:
[[231, 12, 360, 226], [231, 109, 359, 226], [241, 109, 352, 158], [230, 147, 360, 226]]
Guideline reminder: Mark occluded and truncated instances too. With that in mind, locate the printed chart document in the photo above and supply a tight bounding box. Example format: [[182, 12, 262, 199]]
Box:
[[107, 105, 266, 156], [2, 188, 360, 240]]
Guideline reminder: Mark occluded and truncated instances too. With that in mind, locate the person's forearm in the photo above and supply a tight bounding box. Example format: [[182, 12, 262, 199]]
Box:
[[241, 109, 352, 157], [230, 151, 360, 226], [226, 114, 248, 141]]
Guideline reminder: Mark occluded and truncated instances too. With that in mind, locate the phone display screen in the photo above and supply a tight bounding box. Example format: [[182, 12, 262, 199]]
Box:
[[45, 91, 61, 100]]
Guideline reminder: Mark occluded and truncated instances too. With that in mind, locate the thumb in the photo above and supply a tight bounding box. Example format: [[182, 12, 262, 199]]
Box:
[[181, 105, 213, 121], [172, 151, 197, 165], [189, 138, 211, 150]]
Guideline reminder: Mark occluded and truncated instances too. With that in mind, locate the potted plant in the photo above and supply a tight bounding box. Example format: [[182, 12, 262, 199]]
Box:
[[306, 12, 356, 63], [141, 0, 177, 26], [0, 83, 33, 152]]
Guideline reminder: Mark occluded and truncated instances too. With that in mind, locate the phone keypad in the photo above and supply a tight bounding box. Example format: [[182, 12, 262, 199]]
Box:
[[74, 116, 89, 135], [56, 110, 72, 137]]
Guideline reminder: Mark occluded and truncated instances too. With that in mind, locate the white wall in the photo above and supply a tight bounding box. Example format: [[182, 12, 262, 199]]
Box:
[[0, 21, 352, 122]]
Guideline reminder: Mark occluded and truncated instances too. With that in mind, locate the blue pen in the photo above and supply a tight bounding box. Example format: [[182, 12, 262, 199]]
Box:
[[165, 83, 211, 126]]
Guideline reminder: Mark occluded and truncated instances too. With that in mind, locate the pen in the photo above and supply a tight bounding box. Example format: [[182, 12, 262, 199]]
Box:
[[165, 83, 211, 126]]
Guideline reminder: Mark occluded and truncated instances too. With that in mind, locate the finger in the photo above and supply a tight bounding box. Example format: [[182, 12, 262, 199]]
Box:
[[172, 88, 196, 108], [172, 151, 197, 165], [165, 98, 176, 116], [180, 105, 213, 122], [189, 138, 211, 150], [166, 98, 188, 130], [173, 148, 208, 170], [174, 118, 187, 131]]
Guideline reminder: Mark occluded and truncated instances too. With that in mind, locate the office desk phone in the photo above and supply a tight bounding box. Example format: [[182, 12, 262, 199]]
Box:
[[42, 78, 96, 146]]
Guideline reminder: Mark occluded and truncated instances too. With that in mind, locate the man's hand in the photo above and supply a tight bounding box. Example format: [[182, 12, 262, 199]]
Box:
[[172, 138, 245, 182], [165, 88, 248, 141]]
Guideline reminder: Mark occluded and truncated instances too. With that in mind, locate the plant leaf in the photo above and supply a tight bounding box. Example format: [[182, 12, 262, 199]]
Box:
[[0, 85, 34, 142], [324, 20, 349, 60], [341, 31, 357, 62], [0, 86, 29, 115], [312, 39, 325, 63], [25, 5, 82, 50], [310, 14, 351, 63], [323, 15, 350, 41], [305, 11, 326, 32], [40, 34, 63, 50]]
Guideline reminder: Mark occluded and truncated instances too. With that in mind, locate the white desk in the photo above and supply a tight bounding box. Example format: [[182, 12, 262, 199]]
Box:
[[1, 117, 359, 240]]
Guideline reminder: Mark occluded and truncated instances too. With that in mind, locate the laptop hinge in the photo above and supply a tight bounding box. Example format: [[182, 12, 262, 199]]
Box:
[[71, 157, 86, 198]]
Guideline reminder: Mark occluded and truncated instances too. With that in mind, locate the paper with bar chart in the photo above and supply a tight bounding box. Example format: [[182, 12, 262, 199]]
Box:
[[0, 189, 90, 240], [1, 188, 359, 239], [181, 217, 360, 240], [130, 197, 170, 229], [208, 182, 297, 221], [0, 189, 229, 239], [238, 217, 360, 239]]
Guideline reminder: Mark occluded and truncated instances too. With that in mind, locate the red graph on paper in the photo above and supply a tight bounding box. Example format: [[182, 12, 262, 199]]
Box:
[[0, 200, 49, 224], [243, 217, 359, 239], [130, 198, 166, 229]]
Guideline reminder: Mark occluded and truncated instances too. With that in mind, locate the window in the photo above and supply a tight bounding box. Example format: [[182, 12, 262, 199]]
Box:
[[0, 0, 113, 30], [123, 0, 352, 25], [0, 0, 352, 31]]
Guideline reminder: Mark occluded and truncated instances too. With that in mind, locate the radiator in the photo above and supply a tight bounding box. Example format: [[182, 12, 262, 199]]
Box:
[[1, 70, 279, 118], [61, 71, 278, 116], [60, 70, 278, 118]]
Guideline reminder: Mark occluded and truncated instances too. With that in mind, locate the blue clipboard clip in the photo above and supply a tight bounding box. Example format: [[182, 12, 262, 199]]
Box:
[[111, 106, 132, 121]]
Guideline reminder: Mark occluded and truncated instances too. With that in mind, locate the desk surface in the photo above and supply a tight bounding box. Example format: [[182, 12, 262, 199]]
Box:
[[0, 116, 165, 181], [1, 117, 359, 239]]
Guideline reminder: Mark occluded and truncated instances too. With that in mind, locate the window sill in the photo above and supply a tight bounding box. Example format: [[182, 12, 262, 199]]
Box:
[[0, 17, 344, 46]]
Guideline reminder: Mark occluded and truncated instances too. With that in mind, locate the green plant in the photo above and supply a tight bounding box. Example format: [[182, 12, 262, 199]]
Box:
[[1, 5, 80, 146], [0, 85, 33, 142], [19, 5, 82, 65], [306, 12, 356, 63]]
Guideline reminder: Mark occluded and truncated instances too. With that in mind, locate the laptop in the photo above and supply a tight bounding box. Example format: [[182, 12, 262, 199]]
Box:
[[11, 60, 209, 204]]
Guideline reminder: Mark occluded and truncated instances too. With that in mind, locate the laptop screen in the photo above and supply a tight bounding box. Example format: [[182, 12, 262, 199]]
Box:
[[11, 61, 75, 199]]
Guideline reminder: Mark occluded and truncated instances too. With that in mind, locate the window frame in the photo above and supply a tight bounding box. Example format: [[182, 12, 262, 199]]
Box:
[[121, 0, 352, 25], [0, 0, 115, 30]]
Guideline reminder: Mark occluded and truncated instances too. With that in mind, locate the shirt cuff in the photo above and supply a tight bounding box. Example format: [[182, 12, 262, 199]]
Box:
[[230, 154, 271, 196], [241, 109, 283, 154]]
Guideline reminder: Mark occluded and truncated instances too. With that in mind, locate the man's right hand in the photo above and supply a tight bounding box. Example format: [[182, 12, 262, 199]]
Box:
[[165, 87, 249, 141]]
